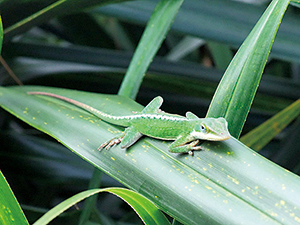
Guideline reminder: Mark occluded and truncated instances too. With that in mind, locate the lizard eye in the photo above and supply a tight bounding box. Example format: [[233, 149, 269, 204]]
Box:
[[200, 124, 206, 133]]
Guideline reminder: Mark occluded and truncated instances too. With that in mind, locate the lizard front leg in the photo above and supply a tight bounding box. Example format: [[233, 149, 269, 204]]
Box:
[[169, 135, 202, 155]]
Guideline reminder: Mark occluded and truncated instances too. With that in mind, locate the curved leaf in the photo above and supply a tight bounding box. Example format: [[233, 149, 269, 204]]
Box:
[[33, 187, 170, 225], [1, 86, 300, 224]]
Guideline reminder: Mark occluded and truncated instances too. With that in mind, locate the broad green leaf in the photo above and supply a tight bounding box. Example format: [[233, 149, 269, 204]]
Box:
[[241, 99, 300, 151], [1, 86, 300, 225], [0, 171, 29, 225], [33, 187, 170, 225], [118, 0, 184, 99], [206, 0, 290, 138]]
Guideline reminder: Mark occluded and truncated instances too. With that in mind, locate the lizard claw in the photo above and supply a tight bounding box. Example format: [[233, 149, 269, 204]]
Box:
[[188, 140, 202, 156], [98, 136, 123, 151], [188, 150, 194, 156]]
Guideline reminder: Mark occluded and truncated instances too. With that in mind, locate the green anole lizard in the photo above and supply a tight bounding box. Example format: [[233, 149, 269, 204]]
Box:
[[28, 92, 231, 155]]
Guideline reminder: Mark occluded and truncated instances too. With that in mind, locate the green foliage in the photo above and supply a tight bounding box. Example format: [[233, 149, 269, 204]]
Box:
[[2, 85, 300, 224], [241, 99, 300, 151], [206, 0, 289, 138], [1, 0, 300, 224], [118, 0, 184, 99], [33, 187, 170, 225], [0, 171, 29, 225]]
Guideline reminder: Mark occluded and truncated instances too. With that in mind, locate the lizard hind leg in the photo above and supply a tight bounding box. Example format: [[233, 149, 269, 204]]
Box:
[[120, 126, 143, 149], [98, 133, 125, 150], [98, 126, 142, 150]]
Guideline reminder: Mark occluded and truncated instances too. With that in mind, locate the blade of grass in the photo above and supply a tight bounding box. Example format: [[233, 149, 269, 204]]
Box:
[[206, 0, 290, 138], [118, 0, 184, 99], [240, 99, 300, 151]]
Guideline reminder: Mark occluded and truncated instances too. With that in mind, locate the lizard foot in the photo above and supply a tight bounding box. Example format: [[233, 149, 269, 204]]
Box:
[[188, 140, 202, 156], [98, 136, 124, 150]]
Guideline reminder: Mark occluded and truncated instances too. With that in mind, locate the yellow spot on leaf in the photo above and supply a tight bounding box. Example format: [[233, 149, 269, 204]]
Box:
[[227, 175, 239, 185], [111, 157, 115, 161], [270, 212, 278, 217], [280, 200, 285, 205]]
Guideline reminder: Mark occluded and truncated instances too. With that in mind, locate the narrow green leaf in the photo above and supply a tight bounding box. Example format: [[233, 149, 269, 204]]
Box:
[[240, 99, 300, 151], [0, 16, 3, 53], [118, 0, 184, 99], [4, 0, 67, 37], [33, 188, 170, 225], [0, 171, 29, 225], [206, 0, 290, 138]]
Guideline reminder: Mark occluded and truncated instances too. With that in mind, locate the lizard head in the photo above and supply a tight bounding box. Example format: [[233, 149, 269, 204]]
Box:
[[191, 117, 231, 141]]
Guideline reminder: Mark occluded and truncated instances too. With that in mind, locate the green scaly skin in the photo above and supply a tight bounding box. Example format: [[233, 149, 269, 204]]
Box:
[[28, 92, 231, 155]]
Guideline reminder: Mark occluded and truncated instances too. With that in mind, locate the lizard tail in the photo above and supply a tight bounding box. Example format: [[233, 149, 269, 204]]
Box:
[[27, 91, 130, 127]]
